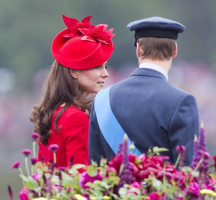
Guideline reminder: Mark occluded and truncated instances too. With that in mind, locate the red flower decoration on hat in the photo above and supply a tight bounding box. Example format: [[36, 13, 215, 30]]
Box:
[[62, 15, 93, 38], [79, 24, 115, 44]]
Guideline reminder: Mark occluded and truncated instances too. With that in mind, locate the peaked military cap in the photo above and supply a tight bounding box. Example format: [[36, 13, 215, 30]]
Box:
[[127, 16, 185, 46]]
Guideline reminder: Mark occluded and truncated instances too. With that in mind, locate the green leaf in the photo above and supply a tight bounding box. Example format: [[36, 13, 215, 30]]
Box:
[[111, 176, 120, 185], [98, 181, 109, 189], [152, 178, 162, 190], [68, 164, 86, 174], [181, 166, 193, 172], [61, 171, 80, 189], [118, 187, 127, 197], [51, 175, 60, 184], [19, 174, 29, 183], [190, 171, 199, 177], [87, 165, 98, 177], [24, 176, 38, 190], [153, 147, 168, 154]]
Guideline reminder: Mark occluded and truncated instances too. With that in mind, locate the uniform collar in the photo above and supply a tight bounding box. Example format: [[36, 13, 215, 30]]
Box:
[[139, 62, 168, 80]]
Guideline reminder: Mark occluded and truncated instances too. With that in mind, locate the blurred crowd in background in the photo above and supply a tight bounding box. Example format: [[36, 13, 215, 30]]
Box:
[[1, 0, 216, 198], [1, 61, 216, 167]]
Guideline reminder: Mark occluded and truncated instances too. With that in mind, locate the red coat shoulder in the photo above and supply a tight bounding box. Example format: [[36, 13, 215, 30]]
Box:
[[58, 106, 89, 166], [38, 106, 89, 167]]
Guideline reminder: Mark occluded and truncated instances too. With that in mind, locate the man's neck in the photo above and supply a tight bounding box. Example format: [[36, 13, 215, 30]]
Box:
[[138, 58, 172, 74]]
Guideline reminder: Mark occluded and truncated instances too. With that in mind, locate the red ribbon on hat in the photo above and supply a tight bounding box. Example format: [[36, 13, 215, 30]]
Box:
[[62, 15, 115, 45], [80, 25, 115, 44]]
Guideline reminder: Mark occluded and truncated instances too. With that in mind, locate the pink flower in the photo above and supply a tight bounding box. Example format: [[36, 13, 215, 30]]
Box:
[[31, 132, 40, 140], [79, 171, 103, 189], [67, 187, 72, 192], [203, 152, 211, 159], [22, 149, 32, 157], [213, 155, 216, 172], [30, 157, 37, 165], [174, 196, 184, 200], [176, 145, 186, 152], [108, 153, 175, 183], [58, 166, 67, 171], [51, 184, 61, 192], [141, 189, 147, 194], [19, 187, 29, 200], [149, 191, 164, 200], [127, 181, 141, 195], [32, 173, 40, 182], [185, 181, 200, 197], [132, 181, 140, 189], [209, 177, 216, 185], [107, 154, 123, 175], [48, 144, 59, 152], [12, 161, 21, 169]]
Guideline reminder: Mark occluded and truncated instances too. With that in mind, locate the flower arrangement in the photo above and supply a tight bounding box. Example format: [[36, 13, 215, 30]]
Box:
[[9, 126, 216, 200]]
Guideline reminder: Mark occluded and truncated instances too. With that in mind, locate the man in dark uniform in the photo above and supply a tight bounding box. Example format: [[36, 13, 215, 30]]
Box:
[[89, 16, 200, 165]]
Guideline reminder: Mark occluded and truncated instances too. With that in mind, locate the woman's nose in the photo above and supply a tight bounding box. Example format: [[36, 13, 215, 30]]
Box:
[[102, 68, 109, 78]]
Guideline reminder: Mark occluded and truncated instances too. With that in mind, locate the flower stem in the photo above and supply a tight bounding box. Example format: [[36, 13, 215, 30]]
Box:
[[18, 167, 25, 185], [174, 154, 180, 168], [31, 165, 35, 176], [194, 157, 204, 171], [33, 141, 36, 158], [188, 157, 205, 184], [25, 157, 30, 177], [53, 152, 56, 164]]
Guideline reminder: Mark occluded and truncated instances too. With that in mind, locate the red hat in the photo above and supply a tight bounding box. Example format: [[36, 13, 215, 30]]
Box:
[[51, 15, 115, 69]]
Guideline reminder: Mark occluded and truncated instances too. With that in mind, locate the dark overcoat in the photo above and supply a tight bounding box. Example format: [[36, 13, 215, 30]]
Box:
[[89, 68, 200, 165]]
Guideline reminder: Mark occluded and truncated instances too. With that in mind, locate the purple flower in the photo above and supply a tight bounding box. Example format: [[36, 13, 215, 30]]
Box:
[[190, 137, 199, 169], [117, 142, 123, 155], [118, 135, 134, 189], [32, 173, 40, 182], [19, 187, 29, 200], [30, 157, 38, 165], [190, 126, 210, 186], [8, 185, 13, 200], [12, 161, 21, 169], [48, 144, 59, 152], [31, 132, 40, 140], [79, 171, 102, 189], [191, 126, 209, 170], [22, 149, 32, 157], [199, 126, 207, 152]]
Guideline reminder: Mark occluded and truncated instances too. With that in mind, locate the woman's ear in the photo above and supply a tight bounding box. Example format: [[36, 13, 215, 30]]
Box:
[[70, 69, 78, 79], [172, 42, 178, 58]]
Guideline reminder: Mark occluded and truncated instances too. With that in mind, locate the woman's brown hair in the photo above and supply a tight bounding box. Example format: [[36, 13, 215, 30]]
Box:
[[30, 61, 93, 145], [138, 37, 176, 60]]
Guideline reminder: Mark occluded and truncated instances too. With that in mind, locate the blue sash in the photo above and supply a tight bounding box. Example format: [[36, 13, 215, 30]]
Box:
[[94, 86, 141, 155]]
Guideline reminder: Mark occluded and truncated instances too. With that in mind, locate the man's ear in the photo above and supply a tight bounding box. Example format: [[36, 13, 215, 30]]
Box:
[[136, 42, 141, 58], [70, 69, 78, 79], [172, 42, 178, 58]]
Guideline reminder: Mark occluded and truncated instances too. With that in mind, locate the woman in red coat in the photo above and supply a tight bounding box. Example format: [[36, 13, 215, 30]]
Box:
[[30, 14, 115, 167]]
